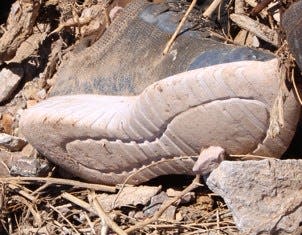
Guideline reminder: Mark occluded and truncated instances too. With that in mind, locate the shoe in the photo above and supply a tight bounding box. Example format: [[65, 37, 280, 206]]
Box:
[[20, 0, 300, 185], [282, 0, 302, 70]]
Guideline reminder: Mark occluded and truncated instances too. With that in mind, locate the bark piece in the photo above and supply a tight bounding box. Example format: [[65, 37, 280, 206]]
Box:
[[230, 13, 278, 46], [0, 0, 41, 63], [97, 185, 161, 211]]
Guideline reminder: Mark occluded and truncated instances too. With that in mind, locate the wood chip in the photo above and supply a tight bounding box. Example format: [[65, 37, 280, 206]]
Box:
[[230, 13, 278, 46]]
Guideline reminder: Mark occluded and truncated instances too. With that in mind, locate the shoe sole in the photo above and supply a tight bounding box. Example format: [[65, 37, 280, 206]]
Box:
[[20, 59, 300, 185]]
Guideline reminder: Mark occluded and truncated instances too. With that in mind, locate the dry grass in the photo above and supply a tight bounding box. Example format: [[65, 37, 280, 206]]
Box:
[[0, 175, 238, 234]]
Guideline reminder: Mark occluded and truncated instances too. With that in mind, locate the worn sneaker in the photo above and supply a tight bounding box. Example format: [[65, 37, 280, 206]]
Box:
[[20, 0, 300, 185]]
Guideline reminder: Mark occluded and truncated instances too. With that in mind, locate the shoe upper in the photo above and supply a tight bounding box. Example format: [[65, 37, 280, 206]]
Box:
[[50, 0, 274, 97]]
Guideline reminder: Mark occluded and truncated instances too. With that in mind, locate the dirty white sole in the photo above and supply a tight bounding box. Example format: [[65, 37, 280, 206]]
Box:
[[20, 59, 300, 185]]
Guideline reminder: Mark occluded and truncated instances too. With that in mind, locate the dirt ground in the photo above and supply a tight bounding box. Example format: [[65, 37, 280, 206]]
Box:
[[0, 0, 300, 234]]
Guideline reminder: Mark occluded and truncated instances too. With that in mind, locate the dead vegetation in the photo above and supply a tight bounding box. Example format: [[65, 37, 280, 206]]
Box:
[[0, 0, 300, 234], [0, 175, 238, 234]]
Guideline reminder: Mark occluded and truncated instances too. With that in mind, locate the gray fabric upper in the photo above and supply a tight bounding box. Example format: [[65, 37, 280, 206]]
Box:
[[50, 0, 274, 97]]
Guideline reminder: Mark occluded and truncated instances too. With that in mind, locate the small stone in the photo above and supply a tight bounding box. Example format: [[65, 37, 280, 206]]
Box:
[[175, 211, 183, 221], [161, 205, 176, 221], [192, 146, 225, 175], [46, 78, 55, 87], [36, 89, 46, 100], [234, 29, 256, 47], [206, 159, 302, 235], [196, 195, 214, 211], [143, 191, 169, 217], [21, 144, 35, 157], [10, 156, 50, 177], [143, 191, 176, 220], [0, 151, 50, 177], [134, 211, 144, 220], [252, 35, 260, 48], [273, 12, 280, 23], [178, 192, 195, 204], [26, 99, 38, 108], [22, 82, 40, 100], [0, 67, 23, 103], [128, 210, 136, 218], [0, 133, 27, 151], [0, 113, 13, 134]]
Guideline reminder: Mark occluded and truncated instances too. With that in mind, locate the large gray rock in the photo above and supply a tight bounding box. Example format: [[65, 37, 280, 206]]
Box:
[[206, 159, 302, 235]]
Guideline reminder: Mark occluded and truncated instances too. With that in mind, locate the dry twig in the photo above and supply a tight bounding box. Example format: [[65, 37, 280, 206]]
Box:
[[163, 0, 197, 55], [203, 0, 224, 18], [229, 154, 270, 159], [250, 0, 273, 16], [48, 203, 81, 235], [0, 177, 116, 193], [11, 195, 42, 227], [113, 156, 196, 207], [291, 70, 302, 105], [8, 183, 36, 202], [61, 192, 97, 215], [89, 191, 127, 235], [125, 175, 201, 234]]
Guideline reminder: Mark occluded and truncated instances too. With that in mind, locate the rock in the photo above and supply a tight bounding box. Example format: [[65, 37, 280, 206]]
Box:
[[143, 191, 168, 217], [134, 211, 144, 220], [21, 144, 36, 157], [196, 195, 214, 211], [22, 83, 40, 100], [26, 99, 38, 108], [0, 133, 27, 151], [192, 146, 226, 175], [0, 113, 13, 134], [206, 159, 302, 235], [143, 191, 176, 220], [10, 156, 50, 177], [0, 151, 50, 177], [97, 185, 161, 211], [22, 78, 46, 101], [0, 67, 23, 103], [36, 89, 46, 100]]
